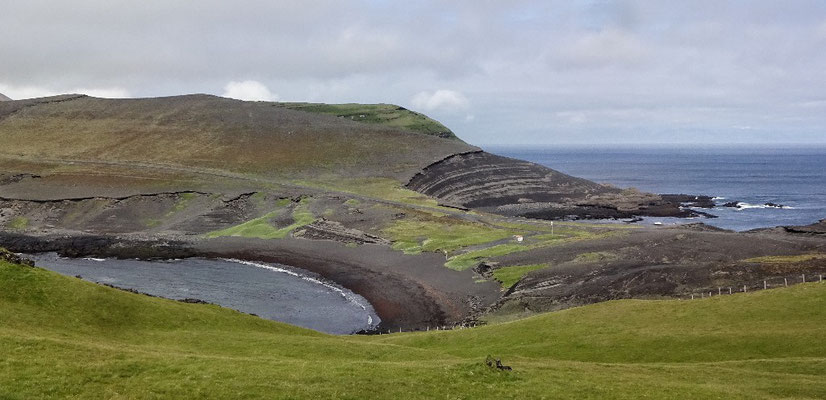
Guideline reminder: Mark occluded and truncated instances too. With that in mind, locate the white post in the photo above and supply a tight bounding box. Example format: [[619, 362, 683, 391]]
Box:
[[784, 278, 788, 287], [701, 292, 704, 298], [820, 274, 823, 282], [691, 294, 694, 300], [729, 287, 732, 295], [743, 285, 747, 292], [551, 221, 554, 236], [427, 326, 429, 331], [399, 327, 402, 333], [718, 287, 721, 295], [764, 281, 767, 290], [802, 274, 806, 283]]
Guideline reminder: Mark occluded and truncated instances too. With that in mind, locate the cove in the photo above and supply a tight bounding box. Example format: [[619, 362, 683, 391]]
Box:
[[28, 253, 380, 334]]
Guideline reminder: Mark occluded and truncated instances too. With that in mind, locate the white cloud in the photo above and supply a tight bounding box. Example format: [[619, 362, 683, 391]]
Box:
[[410, 90, 469, 113], [222, 80, 278, 101], [0, 83, 129, 99]]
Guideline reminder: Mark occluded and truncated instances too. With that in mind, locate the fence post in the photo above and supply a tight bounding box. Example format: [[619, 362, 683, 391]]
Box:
[[820, 274, 823, 282], [784, 278, 788, 287], [691, 294, 694, 300], [729, 287, 732, 295], [802, 274, 806, 283], [743, 285, 747, 293], [718, 287, 722, 295], [764, 281, 767, 290]]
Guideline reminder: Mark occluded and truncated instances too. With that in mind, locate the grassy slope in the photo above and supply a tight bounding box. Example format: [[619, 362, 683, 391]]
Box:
[[0, 95, 474, 181], [2, 259, 825, 399], [278, 102, 457, 140]]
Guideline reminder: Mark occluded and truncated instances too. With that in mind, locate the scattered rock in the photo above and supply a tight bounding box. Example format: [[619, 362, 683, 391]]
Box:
[[179, 298, 211, 304], [293, 219, 391, 245], [660, 194, 716, 209], [0, 248, 35, 267], [485, 355, 512, 371], [722, 201, 741, 208]]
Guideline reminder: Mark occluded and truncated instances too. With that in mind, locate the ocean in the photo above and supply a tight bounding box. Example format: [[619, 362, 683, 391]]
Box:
[[486, 145, 826, 231]]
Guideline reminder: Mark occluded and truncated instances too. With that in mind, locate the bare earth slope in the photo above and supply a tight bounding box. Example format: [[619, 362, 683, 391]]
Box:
[[0, 93, 10, 101]]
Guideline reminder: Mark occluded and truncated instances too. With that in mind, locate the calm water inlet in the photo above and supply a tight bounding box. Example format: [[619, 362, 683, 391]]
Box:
[[29, 253, 380, 334]]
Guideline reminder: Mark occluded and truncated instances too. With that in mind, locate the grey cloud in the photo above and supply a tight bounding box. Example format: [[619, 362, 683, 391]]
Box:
[[1, 0, 825, 145]]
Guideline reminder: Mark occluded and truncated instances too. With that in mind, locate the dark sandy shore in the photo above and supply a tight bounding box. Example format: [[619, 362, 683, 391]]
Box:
[[0, 232, 500, 331]]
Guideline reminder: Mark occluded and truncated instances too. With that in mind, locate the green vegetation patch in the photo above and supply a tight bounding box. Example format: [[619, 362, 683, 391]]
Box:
[[744, 253, 826, 264], [445, 244, 530, 270], [6, 216, 29, 230], [206, 198, 315, 239], [492, 264, 549, 289], [2, 256, 826, 398], [384, 218, 516, 255], [279, 102, 457, 139]]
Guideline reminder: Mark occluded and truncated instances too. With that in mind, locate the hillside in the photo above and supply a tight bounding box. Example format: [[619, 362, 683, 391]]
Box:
[[2, 94, 825, 330], [0, 94, 473, 183], [0, 92, 10, 101], [1, 255, 824, 398], [278, 102, 458, 140]]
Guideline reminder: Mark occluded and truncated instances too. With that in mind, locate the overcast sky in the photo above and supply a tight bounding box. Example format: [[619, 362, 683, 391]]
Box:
[[2, 0, 826, 145]]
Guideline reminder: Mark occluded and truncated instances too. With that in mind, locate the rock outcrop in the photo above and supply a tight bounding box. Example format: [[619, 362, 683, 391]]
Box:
[[406, 151, 691, 220]]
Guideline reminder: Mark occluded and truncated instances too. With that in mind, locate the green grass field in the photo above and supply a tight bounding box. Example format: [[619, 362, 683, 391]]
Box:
[[2, 256, 825, 399]]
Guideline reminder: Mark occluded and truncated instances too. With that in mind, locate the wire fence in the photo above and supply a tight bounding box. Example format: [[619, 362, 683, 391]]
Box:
[[373, 273, 825, 335], [682, 272, 825, 300]]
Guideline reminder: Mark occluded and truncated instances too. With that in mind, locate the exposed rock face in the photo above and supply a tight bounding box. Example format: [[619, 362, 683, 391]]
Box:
[[406, 151, 690, 219], [407, 151, 610, 208], [782, 219, 826, 235], [293, 219, 391, 245], [0, 93, 11, 101]]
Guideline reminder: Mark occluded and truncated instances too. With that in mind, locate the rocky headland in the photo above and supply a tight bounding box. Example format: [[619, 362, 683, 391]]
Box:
[[1, 94, 824, 331]]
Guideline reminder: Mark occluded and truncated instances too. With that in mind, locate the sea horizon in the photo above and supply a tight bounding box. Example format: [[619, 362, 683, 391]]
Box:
[[488, 144, 826, 231]]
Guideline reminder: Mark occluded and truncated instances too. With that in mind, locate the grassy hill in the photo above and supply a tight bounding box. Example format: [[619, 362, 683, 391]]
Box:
[[0, 95, 474, 182], [278, 102, 458, 140], [2, 255, 824, 399]]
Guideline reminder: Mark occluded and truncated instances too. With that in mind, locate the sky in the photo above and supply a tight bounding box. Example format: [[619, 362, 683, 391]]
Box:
[[2, 0, 826, 146]]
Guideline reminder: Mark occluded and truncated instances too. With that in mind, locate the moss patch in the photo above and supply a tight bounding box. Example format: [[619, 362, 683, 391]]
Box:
[[6, 217, 29, 230]]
